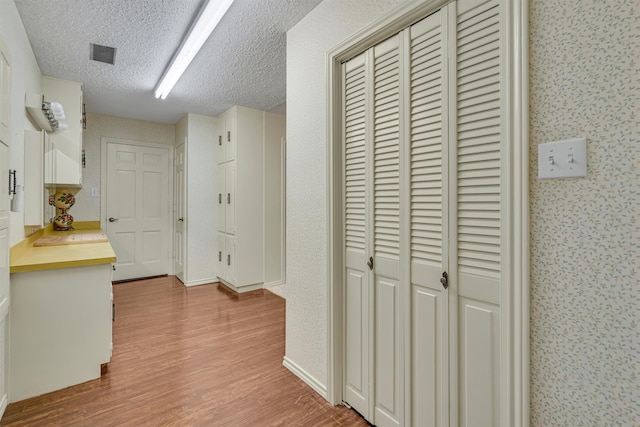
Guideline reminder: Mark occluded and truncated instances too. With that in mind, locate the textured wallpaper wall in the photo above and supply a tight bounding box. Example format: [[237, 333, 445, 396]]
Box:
[[529, 0, 638, 425]]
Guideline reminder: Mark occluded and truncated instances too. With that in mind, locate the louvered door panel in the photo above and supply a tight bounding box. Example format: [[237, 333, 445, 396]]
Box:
[[455, 1, 502, 426], [343, 53, 371, 420], [372, 35, 401, 427], [373, 38, 401, 262], [408, 7, 451, 427]]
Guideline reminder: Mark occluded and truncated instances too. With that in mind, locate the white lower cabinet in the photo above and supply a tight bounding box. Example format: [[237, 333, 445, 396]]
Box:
[[224, 235, 235, 285], [9, 264, 112, 402]]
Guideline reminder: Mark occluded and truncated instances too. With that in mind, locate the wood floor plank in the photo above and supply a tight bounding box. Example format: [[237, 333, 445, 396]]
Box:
[[1, 276, 368, 426]]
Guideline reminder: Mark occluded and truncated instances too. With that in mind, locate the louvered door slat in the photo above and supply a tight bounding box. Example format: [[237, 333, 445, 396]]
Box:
[[345, 58, 367, 253], [410, 21, 444, 267], [373, 45, 400, 260]]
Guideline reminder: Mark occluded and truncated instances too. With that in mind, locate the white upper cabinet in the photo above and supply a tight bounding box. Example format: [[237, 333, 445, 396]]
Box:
[[42, 76, 83, 188]]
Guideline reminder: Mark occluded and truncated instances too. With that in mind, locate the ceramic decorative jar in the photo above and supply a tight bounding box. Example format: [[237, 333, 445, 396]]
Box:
[[54, 192, 76, 210], [54, 212, 74, 230]]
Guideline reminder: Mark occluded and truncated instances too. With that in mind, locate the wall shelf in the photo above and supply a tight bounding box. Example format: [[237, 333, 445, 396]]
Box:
[[25, 93, 53, 132]]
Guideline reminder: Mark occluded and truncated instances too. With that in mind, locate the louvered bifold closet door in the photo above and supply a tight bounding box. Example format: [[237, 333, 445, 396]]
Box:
[[372, 34, 402, 427], [407, 6, 451, 427], [343, 52, 371, 420], [454, 0, 504, 426]]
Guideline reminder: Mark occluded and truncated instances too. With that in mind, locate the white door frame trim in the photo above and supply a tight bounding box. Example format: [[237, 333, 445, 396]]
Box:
[[325, 0, 529, 425], [100, 137, 175, 276]]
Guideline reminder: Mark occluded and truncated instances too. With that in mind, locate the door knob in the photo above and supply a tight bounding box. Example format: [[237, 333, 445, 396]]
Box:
[[178, 218, 184, 222], [367, 256, 374, 271], [440, 271, 449, 289], [108, 217, 118, 222]]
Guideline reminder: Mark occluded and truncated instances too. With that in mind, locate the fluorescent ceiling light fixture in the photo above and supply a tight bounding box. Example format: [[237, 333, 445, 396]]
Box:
[[154, 0, 235, 100]]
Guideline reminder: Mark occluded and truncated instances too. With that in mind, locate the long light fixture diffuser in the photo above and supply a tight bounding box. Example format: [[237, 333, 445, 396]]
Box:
[[154, 0, 235, 100]]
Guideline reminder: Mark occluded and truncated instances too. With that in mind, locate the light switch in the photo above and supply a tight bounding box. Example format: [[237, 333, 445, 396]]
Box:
[[538, 137, 587, 179], [91, 187, 99, 197]]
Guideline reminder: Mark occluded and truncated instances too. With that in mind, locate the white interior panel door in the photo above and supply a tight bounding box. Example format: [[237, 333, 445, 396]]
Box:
[[174, 143, 186, 282], [372, 34, 402, 427], [342, 52, 370, 420], [107, 143, 170, 281], [455, 1, 503, 425], [409, 7, 450, 427]]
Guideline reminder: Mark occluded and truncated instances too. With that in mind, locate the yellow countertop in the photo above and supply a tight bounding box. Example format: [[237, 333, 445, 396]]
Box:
[[10, 222, 117, 273]]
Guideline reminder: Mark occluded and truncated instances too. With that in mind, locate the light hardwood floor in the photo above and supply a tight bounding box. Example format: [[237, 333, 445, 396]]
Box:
[[2, 276, 368, 426]]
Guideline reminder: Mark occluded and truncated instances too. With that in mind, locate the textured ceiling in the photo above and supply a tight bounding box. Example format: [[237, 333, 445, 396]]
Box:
[[14, 0, 323, 123]]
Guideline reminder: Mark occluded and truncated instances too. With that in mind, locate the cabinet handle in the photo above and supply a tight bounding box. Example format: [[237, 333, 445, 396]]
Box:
[[178, 217, 184, 222], [227, 254, 231, 266], [367, 256, 373, 271], [218, 193, 222, 204], [227, 131, 231, 142], [227, 193, 231, 204], [218, 135, 222, 146], [218, 251, 222, 262]]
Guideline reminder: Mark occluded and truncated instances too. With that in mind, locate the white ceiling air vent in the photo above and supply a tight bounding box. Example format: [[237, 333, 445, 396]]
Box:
[[90, 43, 116, 65]]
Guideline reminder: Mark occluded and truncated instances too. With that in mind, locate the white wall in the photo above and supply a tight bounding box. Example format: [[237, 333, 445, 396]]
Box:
[[285, 0, 407, 395], [77, 113, 175, 221], [0, 1, 43, 246]]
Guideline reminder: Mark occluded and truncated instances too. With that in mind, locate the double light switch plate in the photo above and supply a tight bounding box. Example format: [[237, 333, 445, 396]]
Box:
[[538, 137, 587, 179]]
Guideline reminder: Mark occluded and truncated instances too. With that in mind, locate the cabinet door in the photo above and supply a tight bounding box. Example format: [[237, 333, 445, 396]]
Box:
[[225, 162, 235, 234], [224, 110, 236, 162], [216, 233, 225, 280], [215, 132, 224, 164], [24, 130, 45, 226], [43, 77, 82, 187], [216, 164, 226, 233], [225, 236, 235, 285]]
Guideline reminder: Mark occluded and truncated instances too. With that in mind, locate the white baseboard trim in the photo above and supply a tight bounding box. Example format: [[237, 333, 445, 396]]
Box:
[[282, 356, 327, 400], [183, 278, 218, 287], [264, 280, 285, 288], [0, 393, 7, 418], [218, 280, 264, 293]]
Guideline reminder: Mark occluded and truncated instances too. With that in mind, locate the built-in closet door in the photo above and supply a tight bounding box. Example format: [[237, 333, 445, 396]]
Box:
[[343, 0, 505, 425], [453, 1, 504, 425], [408, 6, 450, 427], [343, 51, 370, 419], [343, 33, 404, 427]]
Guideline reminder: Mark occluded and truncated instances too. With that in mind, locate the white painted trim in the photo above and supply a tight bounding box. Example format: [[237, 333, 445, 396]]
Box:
[[264, 279, 285, 288], [182, 278, 218, 287], [283, 356, 327, 400], [0, 296, 8, 321], [0, 393, 7, 419], [280, 137, 287, 286], [326, 0, 530, 423], [217, 279, 263, 294], [100, 137, 175, 276]]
